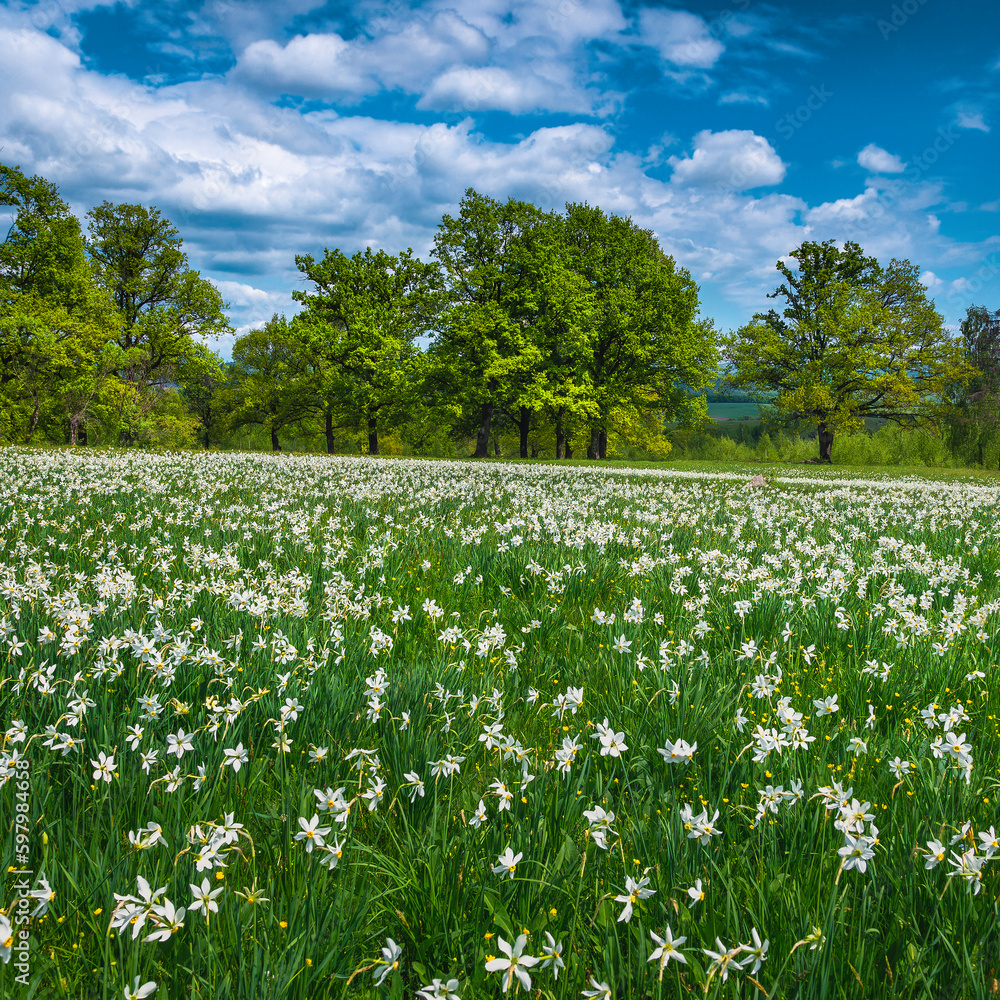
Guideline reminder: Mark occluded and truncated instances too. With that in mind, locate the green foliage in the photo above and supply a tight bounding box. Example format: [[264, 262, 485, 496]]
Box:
[[86, 202, 230, 370], [86, 200, 230, 442], [0, 164, 119, 443], [430, 190, 552, 457], [563, 203, 716, 458], [176, 343, 228, 449], [138, 387, 202, 449], [0, 165, 231, 447], [292, 246, 442, 455], [0, 165, 96, 308], [725, 240, 974, 462], [5, 160, 997, 476], [942, 305, 1000, 468], [427, 192, 715, 461], [222, 316, 305, 451]]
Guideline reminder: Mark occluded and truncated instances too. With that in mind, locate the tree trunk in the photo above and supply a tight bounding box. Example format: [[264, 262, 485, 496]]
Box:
[[818, 423, 834, 463], [565, 438, 573, 459], [368, 417, 379, 456], [474, 401, 493, 458], [271, 426, 281, 452], [26, 399, 39, 445], [588, 426, 600, 459], [79, 424, 88, 446], [598, 430, 607, 460], [518, 406, 530, 459], [555, 407, 565, 459], [69, 418, 78, 446], [493, 435, 500, 457], [324, 409, 335, 453]]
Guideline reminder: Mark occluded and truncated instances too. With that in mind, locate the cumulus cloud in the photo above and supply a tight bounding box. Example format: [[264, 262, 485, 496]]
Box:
[[857, 143, 905, 174], [801, 175, 981, 270], [211, 279, 288, 310], [668, 130, 785, 189], [230, 0, 624, 115], [451, 0, 627, 48], [638, 9, 724, 69], [418, 64, 608, 114], [0, 8, 992, 343], [232, 11, 494, 101], [234, 34, 377, 100]]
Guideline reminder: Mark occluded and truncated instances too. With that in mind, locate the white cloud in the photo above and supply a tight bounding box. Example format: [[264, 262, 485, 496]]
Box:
[[230, 0, 624, 115], [668, 130, 785, 189], [234, 33, 376, 100], [418, 64, 604, 114], [956, 110, 989, 132], [232, 11, 495, 101], [211, 279, 287, 309], [450, 0, 627, 48], [359, 11, 492, 90], [800, 176, 990, 277], [0, 12, 993, 344], [638, 9, 724, 69], [186, 0, 328, 54], [857, 143, 905, 174], [719, 92, 768, 106]]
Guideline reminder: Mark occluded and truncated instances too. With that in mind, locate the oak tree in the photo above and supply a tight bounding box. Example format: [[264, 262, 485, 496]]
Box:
[[86, 202, 230, 442], [725, 240, 972, 462]]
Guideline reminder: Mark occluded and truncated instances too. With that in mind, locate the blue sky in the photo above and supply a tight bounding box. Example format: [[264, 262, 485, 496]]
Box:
[[1, 0, 998, 355]]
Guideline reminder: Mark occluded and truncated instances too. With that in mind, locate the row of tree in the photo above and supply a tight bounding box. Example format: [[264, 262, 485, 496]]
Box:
[[1, 161, 997, 464], [214, 192, 716, 459]]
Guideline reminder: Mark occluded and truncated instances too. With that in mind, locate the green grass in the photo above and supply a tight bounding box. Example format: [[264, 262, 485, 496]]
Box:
[[0, 447, 998, 999], [705, 402, 763, 421]]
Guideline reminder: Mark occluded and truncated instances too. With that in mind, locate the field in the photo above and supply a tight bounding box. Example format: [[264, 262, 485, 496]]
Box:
[[1, 449, 999, 1000], [705, 402, 763, 421]]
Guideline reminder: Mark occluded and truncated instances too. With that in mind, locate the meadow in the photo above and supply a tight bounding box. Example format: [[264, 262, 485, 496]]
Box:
[[0, 449, 998, 999], [705, 403, 763, 422]]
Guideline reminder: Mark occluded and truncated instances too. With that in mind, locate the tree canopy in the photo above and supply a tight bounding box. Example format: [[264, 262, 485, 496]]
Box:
[[943, 305, 1000, 467], [4, 162, 996, 467], [292, 246, 442, 455], [724, 240, 973, 462], [0, 165, 116, 443], [563, 202, 713, 459], [427, 191, 715, 459], [87, 201, 231, 442]]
